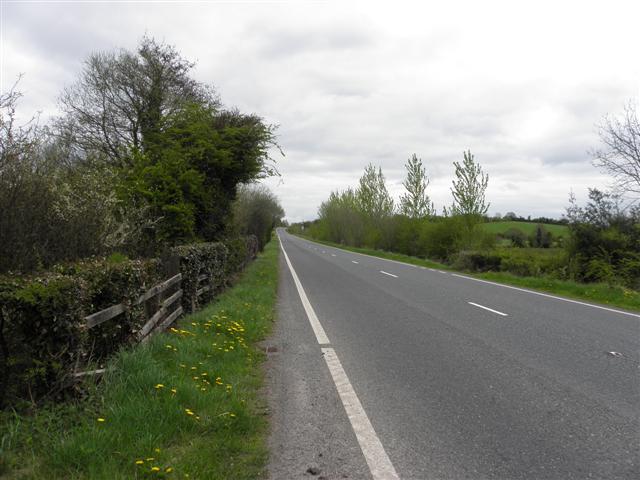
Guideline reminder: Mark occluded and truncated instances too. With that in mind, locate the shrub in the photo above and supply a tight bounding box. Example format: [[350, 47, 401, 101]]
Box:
[[451, 251, 502, 272], [0, 274, 86, 405], [503, 227, 527, 247]]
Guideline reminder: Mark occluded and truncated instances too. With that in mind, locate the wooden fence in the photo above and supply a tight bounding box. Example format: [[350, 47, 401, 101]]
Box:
[[84, 272, 184, 340], [75, 273, 184, 378]]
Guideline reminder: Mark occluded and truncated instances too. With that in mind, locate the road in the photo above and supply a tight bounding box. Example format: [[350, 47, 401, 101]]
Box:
[[267, 229, 639, 480]]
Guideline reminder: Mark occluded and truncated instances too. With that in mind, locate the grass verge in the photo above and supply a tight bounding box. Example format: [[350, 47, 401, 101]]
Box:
[[0, 239, 279, 479], [293, 234, 640, 312]]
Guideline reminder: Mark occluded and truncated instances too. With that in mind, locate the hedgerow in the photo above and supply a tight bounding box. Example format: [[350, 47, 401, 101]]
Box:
[[0, 235, 258, 409]]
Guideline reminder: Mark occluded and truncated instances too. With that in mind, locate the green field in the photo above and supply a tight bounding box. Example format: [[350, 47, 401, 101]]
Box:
[[482, 221, 569, 237]]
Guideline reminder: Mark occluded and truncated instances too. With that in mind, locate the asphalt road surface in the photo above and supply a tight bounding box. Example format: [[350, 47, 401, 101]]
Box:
[[267, 229, 639, 480]]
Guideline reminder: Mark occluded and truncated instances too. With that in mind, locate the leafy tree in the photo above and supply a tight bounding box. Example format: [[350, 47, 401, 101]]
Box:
[[356, 164, 394, 219], [399, 154, 435, 218], [318, 188, 365, 246], [58, 36, 215, 163], [232, 184, 284, 249], [449, 150, 490, 218]]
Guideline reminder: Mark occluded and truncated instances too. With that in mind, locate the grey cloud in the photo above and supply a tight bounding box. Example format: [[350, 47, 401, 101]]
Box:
[[3, 1, 638, 222]]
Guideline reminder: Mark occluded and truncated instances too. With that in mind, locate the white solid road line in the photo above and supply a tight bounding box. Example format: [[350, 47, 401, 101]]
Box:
[[279, 237, 331, 344], [380, 270, 398, 278], [452, 273, 640, 319], [468, 301, 508, 316], [279, 234, 399, 480], [352, 260, 359, 264], [321, 348, 400, 480]]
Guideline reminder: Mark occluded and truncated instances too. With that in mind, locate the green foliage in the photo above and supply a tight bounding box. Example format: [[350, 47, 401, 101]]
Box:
[[170, 243, 229, 314], [451, 251, 502, 272], [565, 189, 639, 289], [529, 224, 553, 248], [232, 184, 284, 250], [356, 164, 395, 220], [503, 227, 527, 247], [317, 188, 367, 246], [2, 38, 282, 274], [399, 154, 434, 218], [449, 150, 489, 219], [0, 258, 162, 406], [0, 274, 86, 406], [0, 237, 257, 408]]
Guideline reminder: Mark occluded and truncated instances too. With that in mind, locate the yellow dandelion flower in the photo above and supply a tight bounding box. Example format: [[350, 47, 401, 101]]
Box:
[[154, 448, 161, 453], [135, 460, 144, 465], [146, 457, 155, 461], [154, 384, 164, 389], [165, 467, 174, 473], [151, 466, 160, 472], [97, 418, 106, 422], [170, 388, 177, 394]]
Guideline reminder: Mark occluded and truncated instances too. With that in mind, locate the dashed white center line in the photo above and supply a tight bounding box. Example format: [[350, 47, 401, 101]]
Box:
[[352, 260, 359, 264], [468, 301, 508, 316], [380, 270, 398, 278], [331, 254, 336, 257]]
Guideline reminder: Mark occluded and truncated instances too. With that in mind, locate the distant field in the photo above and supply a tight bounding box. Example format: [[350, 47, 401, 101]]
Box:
[[482, 221, 569, 237]]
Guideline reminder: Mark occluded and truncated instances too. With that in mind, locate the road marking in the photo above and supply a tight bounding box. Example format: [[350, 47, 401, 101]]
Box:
[[331, 254, 336, 257], [280, 233, 398, 479], [321, 347, 400, 480], [278, 237, 331, 344], [352, 260, 359, 264], [468, 301, 508, 316], [452, 274, 640, 319], [437, 270, 448, 274], [380, 270, 398, 278]]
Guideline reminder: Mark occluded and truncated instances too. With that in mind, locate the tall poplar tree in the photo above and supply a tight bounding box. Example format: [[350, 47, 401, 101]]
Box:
[[400, 153, 435, 218], [450, 150, 489, 218]]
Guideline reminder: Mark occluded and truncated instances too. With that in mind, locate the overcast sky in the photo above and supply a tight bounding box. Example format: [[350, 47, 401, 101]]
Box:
[[2, 0, 639, 221]]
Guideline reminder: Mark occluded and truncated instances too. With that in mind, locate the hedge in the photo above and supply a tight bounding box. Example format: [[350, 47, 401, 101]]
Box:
[[0, 235, 259, 408]]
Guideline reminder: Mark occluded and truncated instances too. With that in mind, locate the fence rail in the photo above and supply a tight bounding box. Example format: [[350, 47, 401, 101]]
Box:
[[84, 272, 183, 334]]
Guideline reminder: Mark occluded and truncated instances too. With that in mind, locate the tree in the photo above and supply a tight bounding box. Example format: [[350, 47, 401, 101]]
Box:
[[317, 188, 365, 245], [232, 184, 284, 249], [399, 154, 435, 218], [58, 36, 216, 163], [591, 101, 640, 198], [356, 164, 394, 219], [450, 150, 490, 218], [60, 38, 280, 247], [529, 224, 552, 248]]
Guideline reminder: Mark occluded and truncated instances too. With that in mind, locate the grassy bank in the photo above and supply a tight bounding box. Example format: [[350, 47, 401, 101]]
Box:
[[293, 234, 640, 312], [0, 239, 279, 479]]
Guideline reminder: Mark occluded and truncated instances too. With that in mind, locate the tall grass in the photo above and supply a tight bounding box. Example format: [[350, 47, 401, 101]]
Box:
[[0, 239, 279, 479]]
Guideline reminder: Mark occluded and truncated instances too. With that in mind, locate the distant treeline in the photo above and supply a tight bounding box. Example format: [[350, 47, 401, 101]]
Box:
[[290, 153, 639, 290]]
